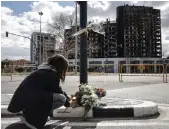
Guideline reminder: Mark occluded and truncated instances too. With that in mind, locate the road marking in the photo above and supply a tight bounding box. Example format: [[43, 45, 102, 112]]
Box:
[[1, 94, 13, 96], [1, 105, 8, 108], [1, 119, 20, 124], [1, 119, 169, 126]]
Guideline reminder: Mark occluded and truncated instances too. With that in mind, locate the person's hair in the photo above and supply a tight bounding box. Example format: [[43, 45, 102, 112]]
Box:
[[47, 54, 68, 82]]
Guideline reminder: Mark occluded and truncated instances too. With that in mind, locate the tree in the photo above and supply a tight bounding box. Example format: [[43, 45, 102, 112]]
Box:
[[1, 59, 10, 69], [47, 13, 75, 52], [15, 67, 25, 73]]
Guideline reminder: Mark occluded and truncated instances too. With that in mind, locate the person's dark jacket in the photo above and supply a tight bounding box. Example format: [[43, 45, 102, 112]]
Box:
[[7, 69, 70, 129]]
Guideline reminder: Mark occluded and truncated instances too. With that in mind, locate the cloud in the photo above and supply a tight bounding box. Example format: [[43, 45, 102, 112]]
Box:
[[1, 6, 13, 14], [1, 46, 30, 60], [166, 36, 169, 40], [1, 2, 75, 60], [1, 1, 169, 60]]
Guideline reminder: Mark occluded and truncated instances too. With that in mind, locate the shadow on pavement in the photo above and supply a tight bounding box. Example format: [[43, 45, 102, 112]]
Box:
[[5, 122, 30, 129], [5, 121, 97, 129]]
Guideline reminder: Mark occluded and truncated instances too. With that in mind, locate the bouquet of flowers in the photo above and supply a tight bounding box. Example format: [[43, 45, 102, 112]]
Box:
[[94, 88, 106, 98], [70, 84, 107, 120], [79, 84, 98, 120]]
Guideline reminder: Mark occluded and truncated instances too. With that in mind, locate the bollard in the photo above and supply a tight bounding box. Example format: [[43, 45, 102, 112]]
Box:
[[10, 65, 13, 81]]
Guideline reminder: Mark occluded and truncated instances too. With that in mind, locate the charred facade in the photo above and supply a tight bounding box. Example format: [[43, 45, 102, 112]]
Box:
[[64, 26, 80, 59], [64, 26, 104, 59], [103, 19, 117, 58], [64, 5, 162, 59], [117, 5, 162, 58], [87, 29, 104, 58]]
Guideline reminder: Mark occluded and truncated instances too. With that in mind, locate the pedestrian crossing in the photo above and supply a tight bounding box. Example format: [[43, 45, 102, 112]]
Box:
[[1, 118, 169, 129]]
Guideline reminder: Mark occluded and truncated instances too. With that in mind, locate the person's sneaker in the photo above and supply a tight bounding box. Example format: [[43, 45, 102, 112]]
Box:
[[20, 115, 37, 129]]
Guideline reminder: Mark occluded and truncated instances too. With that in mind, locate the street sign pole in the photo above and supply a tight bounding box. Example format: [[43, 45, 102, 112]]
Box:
[[79, 1, 88, 84]]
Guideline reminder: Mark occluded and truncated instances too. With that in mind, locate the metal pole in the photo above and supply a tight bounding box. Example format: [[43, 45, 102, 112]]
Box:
[[10, 65, 12, 81], [39, 11, 43, 65], [75, 2, 78, 74], [106, 19, 109, 74], [40, 14, 42, 64], [79, 1, 88, 84]]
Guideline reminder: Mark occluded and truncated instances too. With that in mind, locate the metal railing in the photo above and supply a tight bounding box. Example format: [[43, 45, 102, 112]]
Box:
[[3, 64, 168, 83], [166, 64, 169, 83], [119, 64, 165, 82]]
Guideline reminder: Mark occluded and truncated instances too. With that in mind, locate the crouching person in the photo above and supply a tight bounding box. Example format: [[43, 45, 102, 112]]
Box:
[[8, 54, 71, 129]]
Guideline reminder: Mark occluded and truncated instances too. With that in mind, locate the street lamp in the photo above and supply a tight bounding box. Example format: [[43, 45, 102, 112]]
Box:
[[38, 11, 43, 64], [75, 2, 78, 74], [39, 11, 43, 33], [78, 1, 88, 84]]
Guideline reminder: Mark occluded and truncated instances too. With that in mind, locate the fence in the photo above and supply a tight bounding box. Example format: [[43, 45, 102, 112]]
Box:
[[67, 65, 80, 75], [119, 64, 166, 82], [1, 65, 36, 81], [2, 64, 169, 82], [166, 64, 169, 83], [1, 65, 35, 74]]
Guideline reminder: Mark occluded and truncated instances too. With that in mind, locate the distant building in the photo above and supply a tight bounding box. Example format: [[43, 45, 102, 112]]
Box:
[[30, 32, 56, 65], [116, 5, 162, 58], [8, 59, 30, 66]]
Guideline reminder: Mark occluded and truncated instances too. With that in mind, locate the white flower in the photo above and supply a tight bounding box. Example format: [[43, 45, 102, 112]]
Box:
[[83, 95, 90, 99], [84, 88, 88, 93], [86, 85, 92, 90]]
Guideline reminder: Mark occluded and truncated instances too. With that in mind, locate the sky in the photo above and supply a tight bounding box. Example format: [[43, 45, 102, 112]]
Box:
[[1, 1, 169, 60]]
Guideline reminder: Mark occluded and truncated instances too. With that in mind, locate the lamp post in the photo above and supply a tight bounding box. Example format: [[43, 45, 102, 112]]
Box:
[[75, 2, 78, 74], [38, 11, 43, 65], [78, 1, 88, 84]]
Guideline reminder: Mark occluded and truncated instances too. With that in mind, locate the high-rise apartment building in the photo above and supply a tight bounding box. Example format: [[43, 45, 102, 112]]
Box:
[[64, 25, 104, 59], [30, 32, 56, 64], [64, 26, 80, 59], [87, 29, 104, 58], [117, 5, 162, 58], [103, 19, 117, 58], [64, 5, 162, 60]]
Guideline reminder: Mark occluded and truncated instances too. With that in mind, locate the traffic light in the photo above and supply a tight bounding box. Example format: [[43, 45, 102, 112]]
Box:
[[6, 32, 8, 37]]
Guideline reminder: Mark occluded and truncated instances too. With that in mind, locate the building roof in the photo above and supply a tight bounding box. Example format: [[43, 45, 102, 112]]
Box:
[[31, 32, 55, 37]]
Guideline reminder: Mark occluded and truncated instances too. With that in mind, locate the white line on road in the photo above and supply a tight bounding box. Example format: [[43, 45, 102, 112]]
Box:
[[1, 94, 13, 96], [1, 105, 8, 108], [1, 119, 169, 126]]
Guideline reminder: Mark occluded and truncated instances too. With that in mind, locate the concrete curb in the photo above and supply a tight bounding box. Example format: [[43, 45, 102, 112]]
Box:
[[133, 100, 158, 117], [52, 99, 158, 118], [1, 99, 158, 118]]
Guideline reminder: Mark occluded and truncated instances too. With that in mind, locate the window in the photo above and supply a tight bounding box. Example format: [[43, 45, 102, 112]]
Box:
[[44, 37, 48, 40]]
